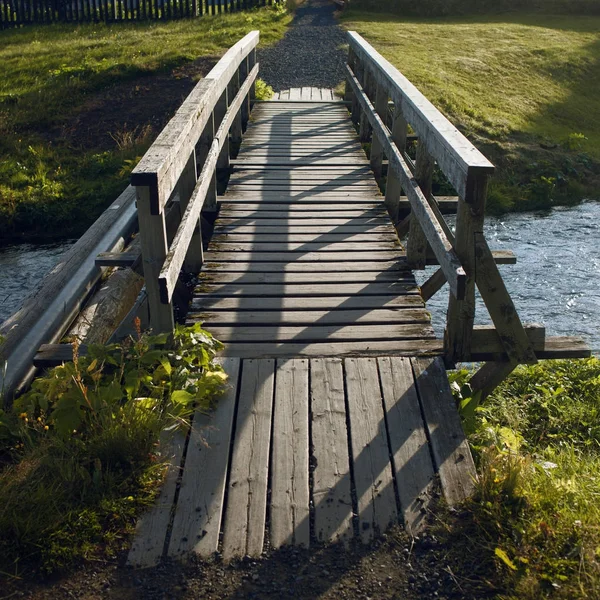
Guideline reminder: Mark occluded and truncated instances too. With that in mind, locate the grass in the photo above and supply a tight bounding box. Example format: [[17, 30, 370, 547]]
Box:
[[442, 358, 600, 598], [0, 5, 291, 243], [0, 323, 226, 577], [341, 10, 600, 212]]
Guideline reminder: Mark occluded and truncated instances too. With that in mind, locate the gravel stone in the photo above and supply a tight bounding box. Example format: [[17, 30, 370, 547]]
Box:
[[258, 0, 347, 91]]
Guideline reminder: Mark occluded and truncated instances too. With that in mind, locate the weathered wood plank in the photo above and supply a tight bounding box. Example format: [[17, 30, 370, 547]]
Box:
[[127, 431, 186, 567], [377, 357, 434, 533], [198, 272, 410, 284], [191, 308, 430, 326], [411, 357, 477, 506], [203, 251, 403, 263], [207, 242, 399, 252], [199, 260, 406, 273], [211, 233, 397, 244], [345, 358, 398, 542], [311, 358, 354, 543], [168, 358, 241, 558], [189, 294, 424, 312], [222, 359, 275, 559], [270, 359, 310, 548], [195, 282, 419, 297], [204, 324, 435, 343]]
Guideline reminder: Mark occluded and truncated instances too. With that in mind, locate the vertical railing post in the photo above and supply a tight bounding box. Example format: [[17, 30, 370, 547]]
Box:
[[239, 56, 250, 131], [178, 150, 204, 272], [230, 65, 243, 146], [136, 185, 175, 333], [406, 143, 434, 269], [369, 82, 388, 180], [445, 173, 489, 361], [198, 112, 217, 212], [385, 105, 408, 224], [359, 67, 373, 143], [248, 47, 257, 106], [214, 86, 230, 178]]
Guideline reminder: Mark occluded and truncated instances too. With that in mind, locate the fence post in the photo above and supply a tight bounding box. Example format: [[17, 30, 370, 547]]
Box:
[[136, 185, 175, 333], [214, 87, 230, 177], [197, 112, 218, 212], [239, 56, 250, 130], [178, 150, 204, 272], [369, 82, 388, 180], [359, 67, 373, 143], [248, 47, 257, 105], [406, 143, 434, 269], [445, 173, 488, 361], [384, 106, 408, 224], [230, 66, 243, 146]]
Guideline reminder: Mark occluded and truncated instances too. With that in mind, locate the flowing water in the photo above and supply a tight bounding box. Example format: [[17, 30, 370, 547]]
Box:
[[415, 201, 600, 353], [0, 241, 74, 324], [0, 203, 599, 353]]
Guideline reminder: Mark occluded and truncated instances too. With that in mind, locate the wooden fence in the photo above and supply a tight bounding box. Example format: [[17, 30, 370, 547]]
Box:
[[131, 30, 258, 333], [343, 31, 588, 394], [0, 0, 278, 28]]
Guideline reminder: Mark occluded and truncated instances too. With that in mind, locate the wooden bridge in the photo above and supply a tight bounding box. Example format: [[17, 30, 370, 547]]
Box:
[[1, 31, 590, 566]]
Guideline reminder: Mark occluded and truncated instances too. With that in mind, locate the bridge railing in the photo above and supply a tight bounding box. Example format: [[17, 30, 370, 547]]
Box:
[[344, 31, 542, 367], [131, 30, 259, 333]]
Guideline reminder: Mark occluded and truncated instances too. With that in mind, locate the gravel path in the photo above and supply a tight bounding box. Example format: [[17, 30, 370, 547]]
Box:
[[258, 0, 347, 91]]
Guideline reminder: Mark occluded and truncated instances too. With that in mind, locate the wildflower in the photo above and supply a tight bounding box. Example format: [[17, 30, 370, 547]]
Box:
[[44, 425, 49, 431], [19, 412, 27, 419]]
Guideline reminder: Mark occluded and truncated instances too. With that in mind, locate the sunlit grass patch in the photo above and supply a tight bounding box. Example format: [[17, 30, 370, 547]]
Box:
[[340, 11, 600, 211]]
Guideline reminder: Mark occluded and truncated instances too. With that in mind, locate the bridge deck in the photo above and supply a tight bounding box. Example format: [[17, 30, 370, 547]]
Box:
[[187, 99, 441, 358], [128, 94, 476, 567]]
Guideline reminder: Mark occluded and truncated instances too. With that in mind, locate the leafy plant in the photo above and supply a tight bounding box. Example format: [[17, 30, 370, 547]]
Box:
[[255, 77, 275, 101], [0, 322, 227, 576]]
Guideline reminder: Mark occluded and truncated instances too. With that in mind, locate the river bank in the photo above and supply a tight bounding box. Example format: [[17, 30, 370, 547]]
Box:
[[340, 8, 600, 213]]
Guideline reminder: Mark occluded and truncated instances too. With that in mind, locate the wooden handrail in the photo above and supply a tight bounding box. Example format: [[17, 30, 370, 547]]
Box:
[[347, 31, 494, 199], [345, 65, 466, 301], [159, 63, 259, 304], [132, 31, 259, 333], [344, 31, 538, 365]]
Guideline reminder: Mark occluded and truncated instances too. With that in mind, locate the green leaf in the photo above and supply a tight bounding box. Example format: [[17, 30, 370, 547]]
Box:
[[171, 390, 194, 405], [495, 547, 517, 571]]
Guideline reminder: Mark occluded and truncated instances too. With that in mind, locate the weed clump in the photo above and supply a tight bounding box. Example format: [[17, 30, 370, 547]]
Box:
[[0, 322, 226, 576]]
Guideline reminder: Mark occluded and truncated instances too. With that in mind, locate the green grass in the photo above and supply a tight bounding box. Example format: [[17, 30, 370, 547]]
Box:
[[341, 10, 600, 211], [0, 324, 226, 577], [443, 358, 600, 598], [0, 6, 291, 243]]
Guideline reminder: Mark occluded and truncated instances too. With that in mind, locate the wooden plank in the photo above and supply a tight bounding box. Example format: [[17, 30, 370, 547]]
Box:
[[204, 324, 435, 343], [270, 359, 310, 548], [222, 339, 444, 358], [198, 272, 410, 284], [191, 308, 430, 326], [218, 206, 385, 214], [127, 431, 186, 567], [206, 242, 399, 252], [195, 283, 419, 297], [311, 358, 354, 544], [203, 251, 403, 262], [222, 359, 275, 559], [168, 358, 241, 558], [214, 224, 392, 234], [189, 295, 424, 312], [345, 358, 398, 542], [411, 357, 477, 506], [211, 233, 397, 244], [95, 250, 140, 268], [199, 260, 407, 273], [377, 357, 435, 533]]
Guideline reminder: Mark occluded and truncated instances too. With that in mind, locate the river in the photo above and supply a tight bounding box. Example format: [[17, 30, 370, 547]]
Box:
[[0, 203, 599, 353]]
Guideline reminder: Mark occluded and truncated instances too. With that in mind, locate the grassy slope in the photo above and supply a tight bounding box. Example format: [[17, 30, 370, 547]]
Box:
[[0, 7, 291, 243], [341, 11, 600, 211]]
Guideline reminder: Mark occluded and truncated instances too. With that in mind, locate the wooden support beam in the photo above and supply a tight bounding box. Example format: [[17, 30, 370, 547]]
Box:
[[474, 232, 537, 364], [407, 143, 434, 269], [345, 65, 466, 301], [470, 323, 545, 356], [421, 250, 517, 301], [469, 361, 518, 401], [370, 83, 388, 180], [384, 108, 408, 223]]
